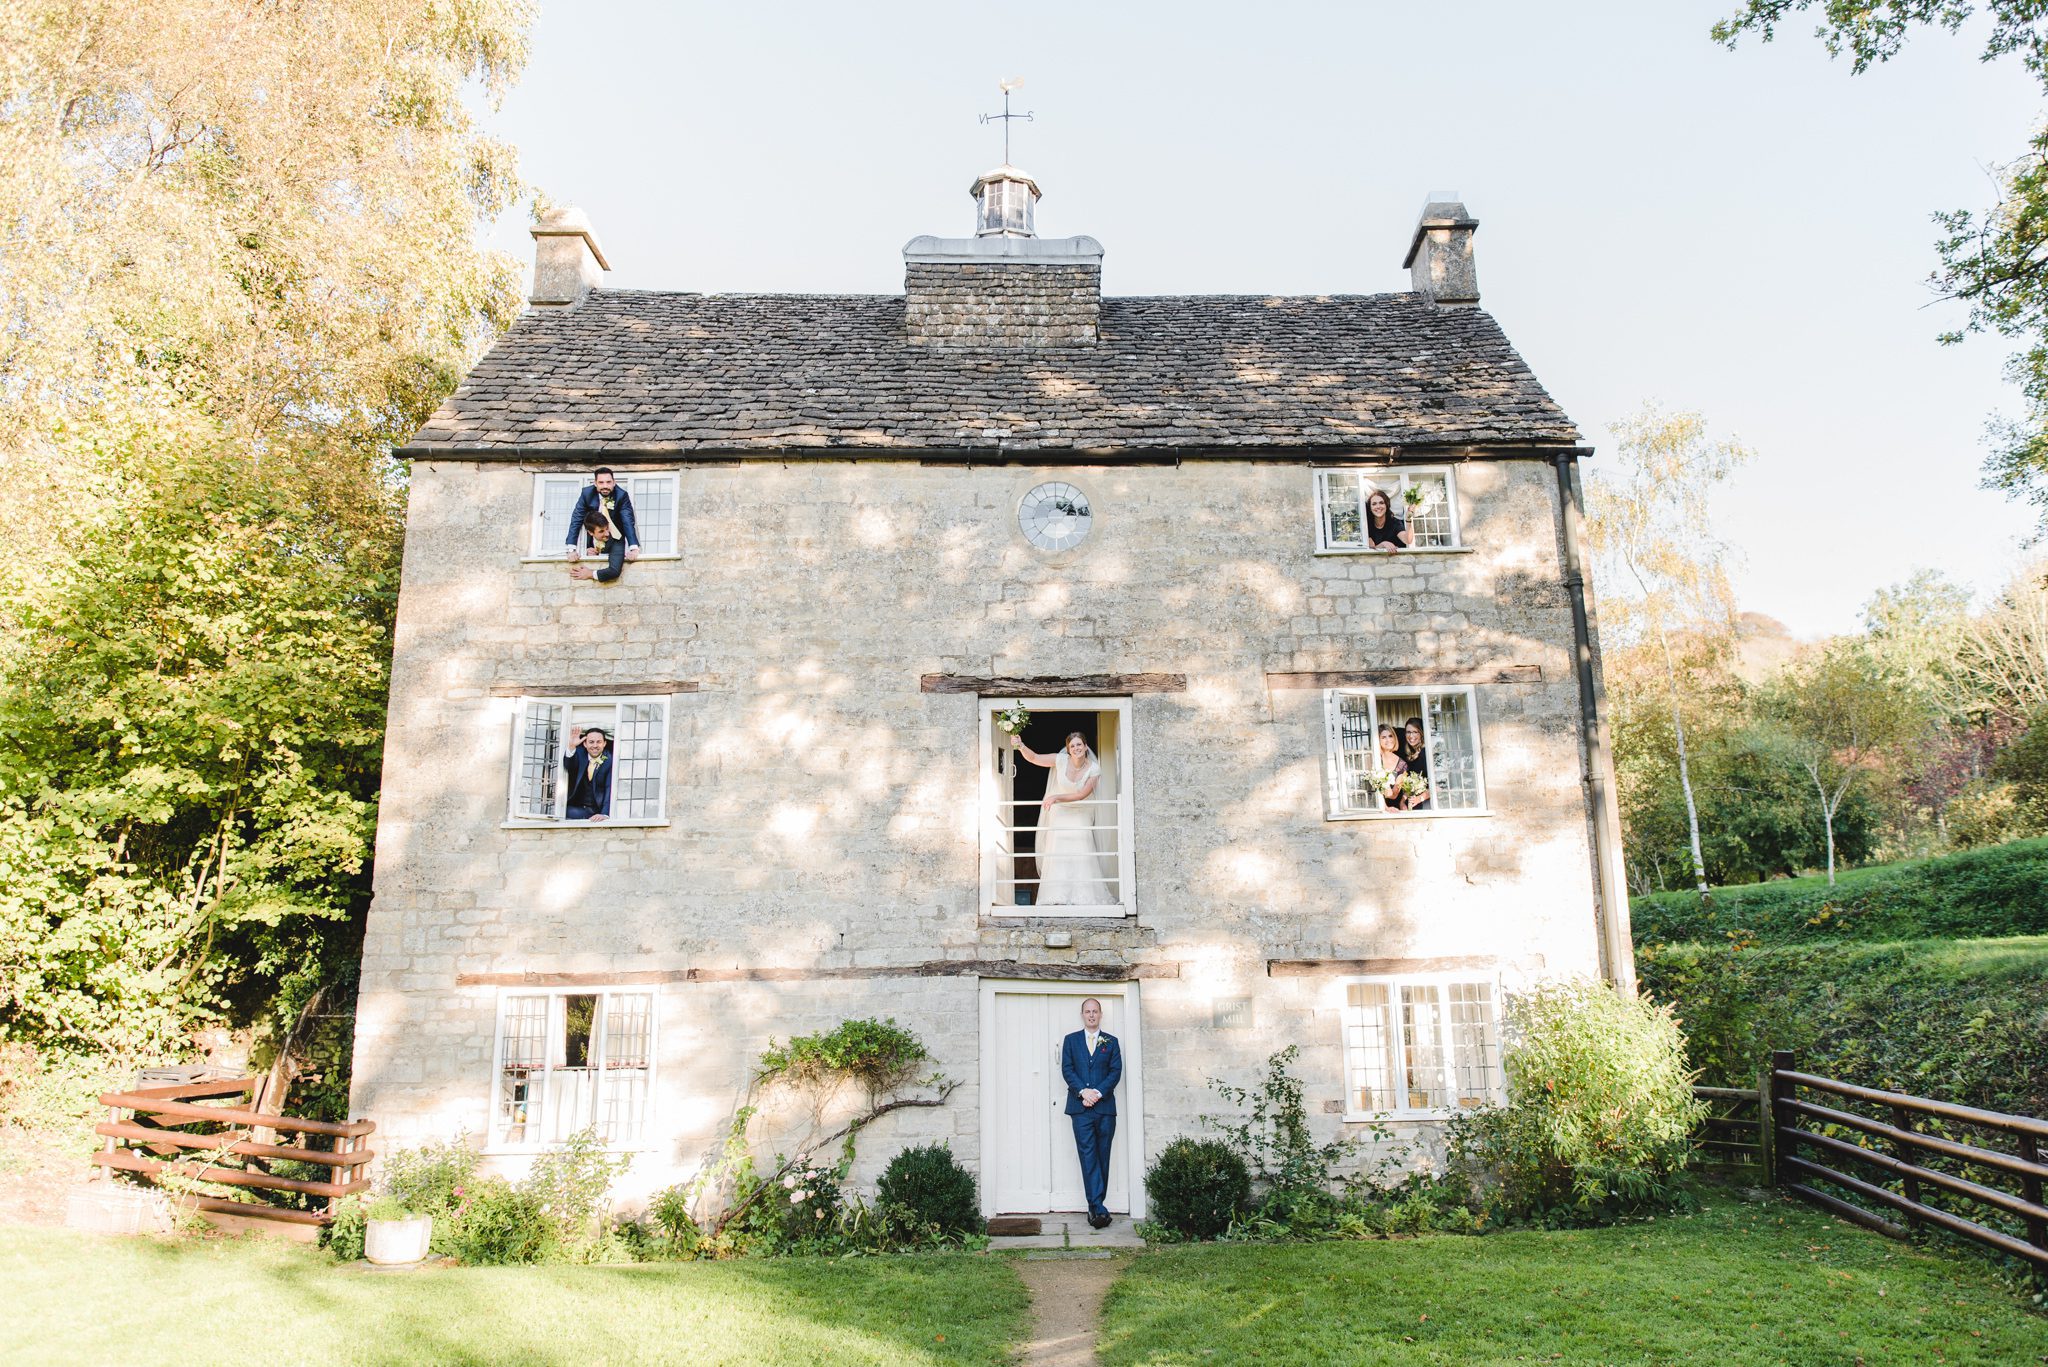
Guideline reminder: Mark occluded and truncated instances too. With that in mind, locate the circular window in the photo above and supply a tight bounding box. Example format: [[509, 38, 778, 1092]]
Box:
[[1018, 481, 1093, 552]]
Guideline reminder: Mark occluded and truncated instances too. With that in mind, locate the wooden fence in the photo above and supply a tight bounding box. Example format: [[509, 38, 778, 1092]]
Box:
[[93, 1076, 374, 1232], [1695, 1052, 2048, 1272]]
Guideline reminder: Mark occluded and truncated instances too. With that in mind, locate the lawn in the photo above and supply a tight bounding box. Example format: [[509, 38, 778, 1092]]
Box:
[[1097, 1193, 2048, 1365], [0, 1224, 1030, 1366]]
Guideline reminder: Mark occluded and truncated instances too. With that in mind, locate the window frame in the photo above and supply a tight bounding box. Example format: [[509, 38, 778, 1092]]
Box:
[[524, 471, 683, 561], [486, 986, 659, 1154], [1337, 971, 1503, 1122], [979, 695, 1136, 919], [1312, 465, 1465, 554], [503, 693, 673, 829], [1321, 685, 1490, 820]]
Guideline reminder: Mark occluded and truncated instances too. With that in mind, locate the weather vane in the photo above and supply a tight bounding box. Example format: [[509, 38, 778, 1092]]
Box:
[[979, 77, 1033, 166]]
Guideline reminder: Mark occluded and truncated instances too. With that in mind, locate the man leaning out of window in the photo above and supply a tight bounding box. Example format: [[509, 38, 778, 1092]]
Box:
[[562, 727, 613, 822], [566, 466, 641, 570], [567, 513, 625, 584]]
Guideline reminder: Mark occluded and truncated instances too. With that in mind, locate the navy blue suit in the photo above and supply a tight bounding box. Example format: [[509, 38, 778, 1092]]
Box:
[[562, 746, 614, 820], [566, 484, 641, 550], [1061, 1029, 1122, 1219]]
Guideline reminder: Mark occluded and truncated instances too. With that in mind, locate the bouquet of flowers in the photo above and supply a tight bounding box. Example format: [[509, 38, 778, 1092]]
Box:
[[996, 701, 1032, 737], [1402, 482, 1436, 513], [1394, 772, 1430, 803], [1370, 770, 1403, 799]]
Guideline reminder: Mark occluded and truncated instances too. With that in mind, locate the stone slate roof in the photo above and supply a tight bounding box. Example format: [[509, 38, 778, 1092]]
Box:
[[402, 290, 1581, 454]]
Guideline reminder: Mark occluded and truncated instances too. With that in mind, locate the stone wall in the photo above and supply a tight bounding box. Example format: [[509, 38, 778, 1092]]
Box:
[[350, 457, 1609, 1200], [903, 262, 1101, 345]]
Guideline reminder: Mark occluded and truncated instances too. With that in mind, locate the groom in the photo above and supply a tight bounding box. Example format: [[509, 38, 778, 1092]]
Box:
[[1061, 997, 1122, 1229]]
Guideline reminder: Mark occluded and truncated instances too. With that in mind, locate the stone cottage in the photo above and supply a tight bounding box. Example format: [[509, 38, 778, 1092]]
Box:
[[348, 165, 1635, 1220]]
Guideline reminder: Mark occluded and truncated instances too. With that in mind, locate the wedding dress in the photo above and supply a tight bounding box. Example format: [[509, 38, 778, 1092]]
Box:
[[1035, 754, 1113, 906]]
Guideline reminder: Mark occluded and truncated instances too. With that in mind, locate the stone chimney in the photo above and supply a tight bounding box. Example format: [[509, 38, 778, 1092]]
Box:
[[529, 206, 610, 308], [1403, 193, 1479, 307], [903, 165, 1102, 345]]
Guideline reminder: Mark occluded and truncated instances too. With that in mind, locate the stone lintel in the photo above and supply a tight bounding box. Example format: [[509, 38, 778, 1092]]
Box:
[[487, 681, 701, 697], [921, 673, 1187, 696], [1265, 664, 1540, 690], [454, 959, 1181, 988]]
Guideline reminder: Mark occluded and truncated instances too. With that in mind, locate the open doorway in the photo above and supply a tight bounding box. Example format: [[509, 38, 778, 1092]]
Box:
[[981, 697, 1133, 917]]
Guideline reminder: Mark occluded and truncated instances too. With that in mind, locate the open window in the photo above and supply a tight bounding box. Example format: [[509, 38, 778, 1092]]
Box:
[[980, 697, 1134, 918], [528, 472, 679, 557], [1315, 467, 1460, 552], [1340, 974, 1501, 1120], [1323, 687, 1486, 818], [508, 694, 670, 826], [492, 988, 655, 1150]]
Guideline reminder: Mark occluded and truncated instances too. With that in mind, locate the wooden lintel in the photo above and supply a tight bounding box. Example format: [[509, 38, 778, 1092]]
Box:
[[487, 681, 701, 698], [456, 959, 1181, 988], [1267, 955, 1505, 978], [1265, 664, 1541, 690], [920, 674, 1187, 696]]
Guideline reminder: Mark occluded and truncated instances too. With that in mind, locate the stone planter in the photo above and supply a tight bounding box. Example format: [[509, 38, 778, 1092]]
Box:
[[364, 1214, 433, 1266]]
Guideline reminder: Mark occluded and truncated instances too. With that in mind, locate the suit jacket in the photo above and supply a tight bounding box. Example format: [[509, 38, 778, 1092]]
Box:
[[1061, 1029, 1122, 1116], [566, 485, 641, 549], [562, 747, 614, 816]]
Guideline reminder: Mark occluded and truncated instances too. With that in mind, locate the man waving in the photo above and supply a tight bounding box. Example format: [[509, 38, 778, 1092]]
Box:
[[1061, 997, 1122, 1229]]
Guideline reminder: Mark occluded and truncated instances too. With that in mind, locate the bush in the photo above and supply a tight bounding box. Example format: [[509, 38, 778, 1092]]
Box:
[[1449, 980, 1703, 1221], [732, 1154, 845, 1254], [876, 1144, 980, 1236], [1144, 1138, 1250, 1240], [1640, 935, 2048, 1117], [449, 1176, 557, 1265], [1208, 1045, 1357, 1196], [1630, 838, 2048, 945], [756, 1018, 930, 1093], [325, 1195, 366, 1260], [525, 1128, 629, 1259]]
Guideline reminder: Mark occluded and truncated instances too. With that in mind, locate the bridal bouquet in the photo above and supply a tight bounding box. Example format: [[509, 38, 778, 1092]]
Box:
[[1402, 482, 1436, 513], [995, 701, 1032, 736], [1394, 772, 1430, 802]]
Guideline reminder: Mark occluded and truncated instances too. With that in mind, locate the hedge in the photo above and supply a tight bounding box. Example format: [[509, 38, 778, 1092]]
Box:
[[1638, 936, 2048, 1118], [1630, 839, 2048, 946]]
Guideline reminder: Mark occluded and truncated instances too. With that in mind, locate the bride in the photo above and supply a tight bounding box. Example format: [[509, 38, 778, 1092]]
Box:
[[1014, 732, 1113, 906]]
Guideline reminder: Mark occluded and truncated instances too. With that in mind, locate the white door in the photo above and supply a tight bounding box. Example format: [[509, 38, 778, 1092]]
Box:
[[986, 989, 1134, 1214]]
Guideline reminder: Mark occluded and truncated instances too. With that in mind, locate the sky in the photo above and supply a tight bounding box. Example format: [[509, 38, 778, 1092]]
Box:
[[475, 0, 2045, 637]]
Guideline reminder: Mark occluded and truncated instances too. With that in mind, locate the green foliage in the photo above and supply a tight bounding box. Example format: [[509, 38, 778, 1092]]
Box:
[[1144, 1138, 1251, 1240], [324, 1195, 366, 1261], [448, 1176, 557, 1267], [1207, 1046, 1358, 1199], [525, 1128, 630, 1258], [1448, 981, 1704, 1221], [1639, 935, 2048, 1117], [875, 1144, 981, 1237], [756, 1018, 930, 1094], [365, 1195, 414, 1222], [1632, 838, 2048, 944], [380, 1136, 478, 1243], [731, 1153, 845, 1255]]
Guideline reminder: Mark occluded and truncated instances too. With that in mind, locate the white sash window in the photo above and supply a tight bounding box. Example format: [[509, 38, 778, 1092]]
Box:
[[1323, 686, 1487, 818], [979, 697, 1136, 918], [1314, 466, 1461, 552], [528, 472, 680, 557], [508, 694, 670, 825], [1341, 975, 1501, 1119], [492, 988, 656, 1150]]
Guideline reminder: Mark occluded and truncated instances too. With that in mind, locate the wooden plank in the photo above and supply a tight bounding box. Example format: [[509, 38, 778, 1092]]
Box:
[[1694, 1086, 1758, 1101], [489, 681, 700, 698], [117, 1079, 257, 1102], [1785, 1182, 1908, 1240], [1781, 1154, 2048, 1267], [184, 1197, 330, 1226], [94, 1121, 373, 1168], [97, 1093, 375, 1139], [1267, 956, 1502, 978], [1794, 1125, 2048, 1227], [1780, 1069, 2048, 1140], [92, 1149, 372, 1199], [457, 959, 1182, 988], [919, 674, 1187, 696], [1265, 665, 1543, 690], [1782, 1098, 2048, 1182]]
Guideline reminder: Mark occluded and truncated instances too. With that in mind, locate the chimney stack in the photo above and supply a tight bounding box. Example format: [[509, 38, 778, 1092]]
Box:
[[1403, 193, 1479, 307], [902, 165, 1102, 345], [529, 207, 609, 308]]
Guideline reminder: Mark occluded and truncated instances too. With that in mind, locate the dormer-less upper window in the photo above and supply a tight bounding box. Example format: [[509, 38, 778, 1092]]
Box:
[[1314, 467, 1460, 553], [528, 473, 679, 558]]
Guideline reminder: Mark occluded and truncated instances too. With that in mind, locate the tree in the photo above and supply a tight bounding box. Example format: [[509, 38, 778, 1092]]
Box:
[[1714, 3, 2048, 528], [1957, 563, 2048, 720], [1586, 405, 1754, 897], [1756, 643, 1927, 884], [0, 0, 535, 1067]]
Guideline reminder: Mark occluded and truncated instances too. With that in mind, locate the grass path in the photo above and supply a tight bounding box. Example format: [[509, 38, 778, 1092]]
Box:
[[1097, 1193, 2048, 1365], [1013, 1253, 1122, 1365]]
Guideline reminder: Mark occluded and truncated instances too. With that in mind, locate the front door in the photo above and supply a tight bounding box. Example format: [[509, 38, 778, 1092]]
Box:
[[983, 984, 1140, 1215]]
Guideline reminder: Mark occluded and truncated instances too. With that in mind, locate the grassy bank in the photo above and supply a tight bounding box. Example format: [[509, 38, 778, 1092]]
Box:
[[0, 1225, 1029, 1366], [1097, 1193, 2048, 1365], [1630, 838, 2048, 945]]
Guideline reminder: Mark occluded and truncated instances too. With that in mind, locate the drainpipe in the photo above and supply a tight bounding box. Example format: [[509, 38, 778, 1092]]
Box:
[[1554, 452, 1638, 993]]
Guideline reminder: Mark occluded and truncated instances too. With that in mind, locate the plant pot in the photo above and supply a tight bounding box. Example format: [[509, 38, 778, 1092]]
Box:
[[364, 1214, 433, 1265]]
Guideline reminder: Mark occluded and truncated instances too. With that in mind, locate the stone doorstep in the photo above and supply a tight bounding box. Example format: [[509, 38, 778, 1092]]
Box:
[[987, 1215, 1145, 1251]]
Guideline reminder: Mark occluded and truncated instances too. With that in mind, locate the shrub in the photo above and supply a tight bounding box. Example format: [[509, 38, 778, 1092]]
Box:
[[365, 1194, 413, 1221], [1144, 1138, 1250, 1240], [732, 1153, 845, 1254], [1208, 1045, 1357, 1196], [876, 1143, 980, 1235], [1630, 838, 2048, 945], [525, 1128, 629, 1258], [756, 1018, 929, 1094], [449, 1176, 556, 1265], [1449, 979, 1703, 1220], [325, 1195, 366, 1260]]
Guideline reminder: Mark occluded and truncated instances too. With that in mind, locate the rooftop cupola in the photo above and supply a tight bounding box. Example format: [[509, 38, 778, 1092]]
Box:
[[973, 164, 1041, 238]]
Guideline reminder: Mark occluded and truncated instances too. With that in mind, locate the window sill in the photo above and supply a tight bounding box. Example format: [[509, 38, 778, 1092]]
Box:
[[483, 1143, 662, 1157], [1314, 546, 1473, 557], [985, 905, 1134, 920], [1342, 1108, 1493, 1124], [500, 818, 670, 830], [519, 553, 682, 565], [1324, 809, 1492, 823]]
